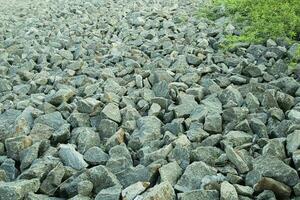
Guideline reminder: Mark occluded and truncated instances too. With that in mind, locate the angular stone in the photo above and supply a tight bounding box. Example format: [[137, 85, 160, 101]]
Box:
[[84, 147, 109, 165], [97, 119, 118, 139], [58, 144, 88, 170], [252, 155, 299, 186], [204, 112, 222, 133], [292, 150, 300, 170], [0, 158, 17, 181], [0, 178, 40, 200], [47, 88, 75, 106], [40, 162, 65, 195], [223, 131, 253, 147], [262, 139, 286, 160], [249, 118, 268, 138], [71, 127, 100, 154], [191, 146, 223, 165], [175, 161, 217, 192], [287, 130, 300, 155], [139, 182, 175, 200], [95, 185, 121, 200], [77, 98, 100, 113], [178, 190, 219, 200], [221, 181, 238, 200], [159, 161, 183, 186], [77, 180, 93, 196], [88, 165, 120, 194], [167, 145, 190, 169], [5, 135, 32, 161], [234, 184, 254, 197], [288, 109, 300, 121], [19, 142, 40, 171], [128, 116, 161, 150], [101, 103, 121, 123], [219, 85, 243, 107], [254, 177, 291, 199], [225, 146, 249, 174], [121, 182, 150, 200]]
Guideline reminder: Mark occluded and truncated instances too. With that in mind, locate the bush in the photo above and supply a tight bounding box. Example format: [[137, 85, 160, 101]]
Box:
[[201, 0, 300, 44]]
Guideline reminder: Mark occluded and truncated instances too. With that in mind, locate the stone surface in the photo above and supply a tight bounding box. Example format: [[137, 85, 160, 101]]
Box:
[[58, 144, 88, 170]]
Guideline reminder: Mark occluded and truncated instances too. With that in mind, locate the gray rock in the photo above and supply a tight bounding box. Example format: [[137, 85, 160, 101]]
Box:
[[287, 130, 300, 155], [159, 161, 183, 186], [167, 145, 190, 169], [178, 190, 219, 200], [252, 155, 299, 186], [223, 131, 253, 147], [254, 177, 291, 199], [288, 109, 300, 121], [242, 64, 264, 77], [175, 161, 217, 192], [0, 178, 40, 200], [47, 88, 75, 106], [0, 158, 17, 181], [58, 144, 88, 170], [40, 162, 65, 195], [89, 165, 120, 194], [288, 43, 300, 61], [77, 98, 100, 113], [219, 85, 243, 107], [19, 142, 40, 171], [101, 103, 121, 123], [191, 146, 223, 165], [128, 116, 161, 150], [262, 139, 286, 160], [97, 119, 118, 139], [204, 112, 222, 133], [270, 77, 299, 95], [249, 118, 268, 138], [245, 93, 260, 112], [234, 184, 254, 197], [221, 181, 239, 200], [71, 127, 101, 154], [139, 182, 175, 200], [77, 180, 93, 196], [225, 146, 249, 174], [5, 135, 32, 161], [84, 147, 109, 165], [95, 185, 121, 200], [292, 150, 300, 170], [121, 181, 150, 200]]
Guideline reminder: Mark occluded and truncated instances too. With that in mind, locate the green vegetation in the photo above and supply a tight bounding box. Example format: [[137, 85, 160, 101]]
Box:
[[200, 0, 300, 44]]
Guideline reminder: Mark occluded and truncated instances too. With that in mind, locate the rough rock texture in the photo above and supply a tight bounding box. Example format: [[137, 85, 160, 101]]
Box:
[[0, 0, 300, 199]]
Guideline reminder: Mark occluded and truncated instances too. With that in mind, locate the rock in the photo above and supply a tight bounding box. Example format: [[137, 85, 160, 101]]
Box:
[[287, 130, 300, 155], [223, 131, 253, 147], [47, 88, 75, 106], [88, 165, 120, 194], [191, 146, 223, 165], [175, 161, 217, 192], [159, 161, 183, 186], [204, 112, 222, 133], [249, 118, 268, 138], [288, 43, 300, 61], [262, 139, 286, 160], [19, 142, 40, 171], [5, 135, 32, 161], [220, 181, 239, 200], [254, 177, 291, 199], [0, 178, 40, 200], [40, 162, 65, 195], [242, 64, 264, 77], [139, 182, 175, 200], [225, 145, 249, 174], [219, 85, 243, 107], [167, 145, 190, 169], [77, 98, 100, 113], [245, 93, 260, 112], [95, 185, 122, 200], [121, 182, 150, 200], [77, 180, 93, 196], [0, 158, 17, 181], [293, 150, 300, 170], [97, 119, 118, 139], [70, 127, 101, 154], [83, 147, 108, 165], [128, 116, 161, 150], [101, 103, 121, 123], [288, 109, 300, 121], [270, 77, 299, 95], [251, 155, 299, 186], [256, 190, 276, 200], [177, 190, 219, 200], [58, 144, 88, 170], [234, 184, 253, 197]]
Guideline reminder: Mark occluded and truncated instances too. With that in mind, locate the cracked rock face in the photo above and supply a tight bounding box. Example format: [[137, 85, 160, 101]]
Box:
[[0, 0, 300, 199]]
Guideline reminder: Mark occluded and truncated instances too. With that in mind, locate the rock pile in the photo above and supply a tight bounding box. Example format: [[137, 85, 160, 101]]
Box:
[[0, 0, 300, 199]]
